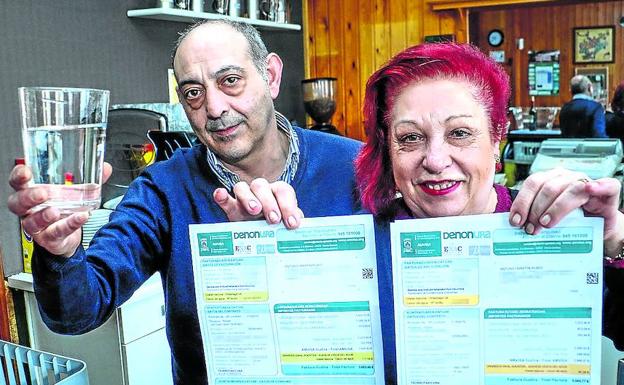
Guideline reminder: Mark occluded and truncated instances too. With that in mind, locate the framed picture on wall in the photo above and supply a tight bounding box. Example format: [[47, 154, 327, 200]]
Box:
[[575, 66, 609, 108], [573, 26, 615, 63], [424, 34, 455, 43]]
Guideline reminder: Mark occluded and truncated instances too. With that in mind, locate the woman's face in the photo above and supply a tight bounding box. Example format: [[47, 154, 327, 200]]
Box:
[[388, 78, 499, 218]]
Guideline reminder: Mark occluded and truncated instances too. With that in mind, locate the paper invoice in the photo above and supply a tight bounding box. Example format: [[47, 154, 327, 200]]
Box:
[[391, 212, 603, 385], [189, 214, 384, 385]]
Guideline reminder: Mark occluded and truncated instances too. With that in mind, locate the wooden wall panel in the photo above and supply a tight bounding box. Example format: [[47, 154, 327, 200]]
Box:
[[303, 0, 314, 76], [390, 0, 408, 58], [304, 0, 461, 139], [358, 0, 375, 140], [328, 0, 345, 133], [343, 1, 362, 139], [439, 11, 457, 35], [373, 1, 391, 70], [313, 0, 330, 76], [473, 1, 624, 109], [406, 1, 425, 46]]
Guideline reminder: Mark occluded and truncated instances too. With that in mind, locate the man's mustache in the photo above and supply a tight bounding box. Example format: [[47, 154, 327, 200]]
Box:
[[206, 115, 245, 132]]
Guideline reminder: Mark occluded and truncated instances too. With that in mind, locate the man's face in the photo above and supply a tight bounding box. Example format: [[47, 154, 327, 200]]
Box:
[[173, 24, 280, 167]]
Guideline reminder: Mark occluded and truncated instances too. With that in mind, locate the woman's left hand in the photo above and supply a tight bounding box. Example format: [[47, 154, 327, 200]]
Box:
[[509, 167, 624, 256]]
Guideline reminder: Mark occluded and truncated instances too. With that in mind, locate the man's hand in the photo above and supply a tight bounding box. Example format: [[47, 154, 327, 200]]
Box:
[[214, 178, 304, 229], [7, 163, 113, 257]]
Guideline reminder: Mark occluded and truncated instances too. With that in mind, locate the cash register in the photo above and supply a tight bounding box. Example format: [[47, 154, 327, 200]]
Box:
[[529, 138, 623, 179]]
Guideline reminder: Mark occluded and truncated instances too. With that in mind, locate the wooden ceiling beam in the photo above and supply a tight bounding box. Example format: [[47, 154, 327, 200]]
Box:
[[429, 0, 556, 11]]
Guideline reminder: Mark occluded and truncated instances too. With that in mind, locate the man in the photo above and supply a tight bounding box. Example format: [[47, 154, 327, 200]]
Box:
[[7, 20, 361, 384], [559, 75, 607, 138]]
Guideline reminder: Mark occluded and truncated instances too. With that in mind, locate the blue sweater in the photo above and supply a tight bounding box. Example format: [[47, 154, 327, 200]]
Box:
[[32, 127, 362, 385], [374, 220, 398, 385]]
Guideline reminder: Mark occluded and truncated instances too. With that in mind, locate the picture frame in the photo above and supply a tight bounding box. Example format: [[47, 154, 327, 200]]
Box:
[[424, 34, 455, 43], [575, 66, 609, 108], [573, 26, 615, 64]]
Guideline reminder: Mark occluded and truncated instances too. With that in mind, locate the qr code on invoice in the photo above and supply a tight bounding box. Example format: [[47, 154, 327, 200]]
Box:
[[586, 272, 599, 284]]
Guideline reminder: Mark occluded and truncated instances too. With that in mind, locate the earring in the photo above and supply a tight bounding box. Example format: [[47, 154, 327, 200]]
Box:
[[494, 153, 502, 172]]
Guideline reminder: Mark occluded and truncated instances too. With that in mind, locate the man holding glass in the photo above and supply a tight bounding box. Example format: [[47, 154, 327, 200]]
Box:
[[7, 20, 362, 384]]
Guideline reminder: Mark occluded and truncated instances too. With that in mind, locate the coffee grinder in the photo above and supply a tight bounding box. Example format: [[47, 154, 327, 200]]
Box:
[[301, 77, 340, 135]]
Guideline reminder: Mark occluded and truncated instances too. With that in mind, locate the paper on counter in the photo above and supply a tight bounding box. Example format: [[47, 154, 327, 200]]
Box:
[[189, 214, 384, 385], [391, 212, 603, 385]]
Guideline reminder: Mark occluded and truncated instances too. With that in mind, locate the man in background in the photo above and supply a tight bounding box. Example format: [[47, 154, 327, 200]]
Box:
[[559, 74, 607, 138]]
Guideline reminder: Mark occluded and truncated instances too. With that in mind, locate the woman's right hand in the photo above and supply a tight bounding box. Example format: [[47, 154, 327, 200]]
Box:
[[509, 167, 624, 257], [7, 163, 112, 258]]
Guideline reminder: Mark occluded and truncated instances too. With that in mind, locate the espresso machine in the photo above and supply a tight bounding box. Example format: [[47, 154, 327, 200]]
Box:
[[301, 77, 340, 136]]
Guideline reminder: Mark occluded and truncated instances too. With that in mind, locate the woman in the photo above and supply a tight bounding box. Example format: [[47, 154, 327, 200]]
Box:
[[355, 43, 624, 384], [606, 81, 624, 141]]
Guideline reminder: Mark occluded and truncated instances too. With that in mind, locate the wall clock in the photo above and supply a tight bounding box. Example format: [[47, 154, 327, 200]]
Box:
[[488, 29, 504, 47]]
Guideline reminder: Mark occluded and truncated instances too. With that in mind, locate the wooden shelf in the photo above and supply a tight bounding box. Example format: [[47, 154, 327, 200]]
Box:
[[127, 8, 301, 31]]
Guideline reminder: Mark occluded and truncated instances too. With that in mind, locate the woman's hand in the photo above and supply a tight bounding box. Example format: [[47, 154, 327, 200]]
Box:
[[509, 167, 624, 256]]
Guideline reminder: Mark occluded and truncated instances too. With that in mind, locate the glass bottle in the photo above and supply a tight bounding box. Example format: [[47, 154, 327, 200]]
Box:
[[528, 96, 537, 130]]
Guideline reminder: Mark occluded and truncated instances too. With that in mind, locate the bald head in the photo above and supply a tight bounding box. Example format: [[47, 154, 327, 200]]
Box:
[[172, 20, 269, 80], [570, 75, 592, 96]]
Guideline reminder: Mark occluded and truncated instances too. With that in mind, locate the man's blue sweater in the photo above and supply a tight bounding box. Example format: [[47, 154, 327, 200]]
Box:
[[32, 127, 362, 384]]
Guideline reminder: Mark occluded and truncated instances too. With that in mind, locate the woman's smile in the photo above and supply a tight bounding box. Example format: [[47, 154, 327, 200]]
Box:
[[419, 180, 461, 195]]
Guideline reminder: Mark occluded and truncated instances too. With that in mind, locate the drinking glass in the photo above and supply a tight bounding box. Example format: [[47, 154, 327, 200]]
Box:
[[259, 0, 278, 21], [19, 87, 110, 213], [212, 0, 229, 14]]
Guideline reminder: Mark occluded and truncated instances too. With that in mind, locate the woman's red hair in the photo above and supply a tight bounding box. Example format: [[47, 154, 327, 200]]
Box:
[[355, 43, 511, 217]]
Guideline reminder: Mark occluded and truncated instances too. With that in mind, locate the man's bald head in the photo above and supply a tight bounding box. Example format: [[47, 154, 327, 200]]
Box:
[[172, 20, 269, 80], [570, 75, 593, 96]]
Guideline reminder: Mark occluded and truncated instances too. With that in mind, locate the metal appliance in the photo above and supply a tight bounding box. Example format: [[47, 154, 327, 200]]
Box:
[[301, 77, 341, 136], [501, 129, 561, 184], [529, 138, 623, 179]]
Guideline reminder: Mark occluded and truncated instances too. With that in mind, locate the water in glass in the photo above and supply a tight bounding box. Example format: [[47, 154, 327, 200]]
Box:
[[23, 123, 106, 213]]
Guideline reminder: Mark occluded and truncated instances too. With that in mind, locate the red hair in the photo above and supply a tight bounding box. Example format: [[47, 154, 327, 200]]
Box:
[[355, 43, 511, 217]]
